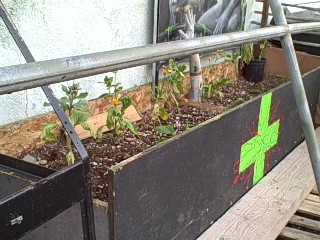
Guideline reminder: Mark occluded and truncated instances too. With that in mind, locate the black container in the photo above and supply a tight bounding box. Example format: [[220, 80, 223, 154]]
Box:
[[243, 58, 266, 83]]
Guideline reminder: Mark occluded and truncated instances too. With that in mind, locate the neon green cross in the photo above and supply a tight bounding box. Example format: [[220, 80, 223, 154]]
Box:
[[239, 92, 280, 185]]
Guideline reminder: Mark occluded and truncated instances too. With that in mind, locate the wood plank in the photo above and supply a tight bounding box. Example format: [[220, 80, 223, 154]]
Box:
[[306, 194, 320, 203], [289, 215, 320, 232], [280, 227, 320, 240], [311, 186, 319, 195], [299, 200, 320, 218], [74, 105, 141, 140], [197, 129, 319, 240]]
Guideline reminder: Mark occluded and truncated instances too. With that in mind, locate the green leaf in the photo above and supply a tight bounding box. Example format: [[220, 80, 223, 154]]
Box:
[[62, 84, 69, 94], [59, 102, 70, 111], [74, 100, 90, 113], [70, 110, 90, 126], [96, 125, 105, 139], [41, 122, 59, 142], [156, 137, 168, 144], [159, 107, 169, 121], [44, 102, 52, 107], [80, 122, 96, 139], [155, 125, 175, 135], [99, 93, 112, 99], [107, 107, 117, 129], [66, 151, 75, 166], [59, 97, 69, 103], [119, 96, 133, 112], [178, 65, 186, 72], [152, 103, 160, 121], [78, 92, 89, 99], [126, 122, 138, 135], [104, 76, 113, 86]]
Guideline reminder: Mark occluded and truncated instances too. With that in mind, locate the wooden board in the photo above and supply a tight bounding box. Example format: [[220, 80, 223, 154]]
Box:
[[74, 105, 141, 140], [197, 129, 319, 240], [289, 215, 320, 233], [107, 68, 320, 239], [280, 227, 320, 240], [299, 200, 320, 218]]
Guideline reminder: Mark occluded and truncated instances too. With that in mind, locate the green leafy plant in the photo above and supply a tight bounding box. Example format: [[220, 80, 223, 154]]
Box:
[[231, 97, 246, 107], [202, 77, 230, 100], [155, 125, 176, 143], [99, 74, 138, 138], [196, 23, 212, 35], [41, 83, 93, 166], [161, 59, 186, 111], [241, 43, 254, 65], [258, 40, 272, 61], [151, 85, 169, 124], [165, 24, 178, 41]]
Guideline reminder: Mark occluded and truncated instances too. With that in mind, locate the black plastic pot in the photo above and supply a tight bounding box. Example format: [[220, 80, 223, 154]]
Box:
[[243, 58, 266, 83]]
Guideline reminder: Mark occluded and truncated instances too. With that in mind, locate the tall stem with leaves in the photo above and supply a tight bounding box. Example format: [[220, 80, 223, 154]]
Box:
[[99, 75, 138, 139], [41, 83, 93, 166], [161, 59, 186, 111]]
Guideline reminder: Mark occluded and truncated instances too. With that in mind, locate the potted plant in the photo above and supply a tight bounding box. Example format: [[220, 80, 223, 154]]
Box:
[[242, 40, 271, 83]]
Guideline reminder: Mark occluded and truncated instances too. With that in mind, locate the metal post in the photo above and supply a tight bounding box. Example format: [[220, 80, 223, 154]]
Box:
[[269, 0, 320, 190]]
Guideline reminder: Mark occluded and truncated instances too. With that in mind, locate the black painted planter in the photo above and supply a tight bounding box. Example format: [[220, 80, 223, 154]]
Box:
[[2, 68, 320, 240], [243, 58, 266, 83]]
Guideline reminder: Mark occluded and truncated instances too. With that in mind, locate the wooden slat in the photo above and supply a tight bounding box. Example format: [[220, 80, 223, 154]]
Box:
[[311, 186, 319, 195], [197, 129, 320, 240], [280, 227, 320, 240], [299, 200, 320, 218], [289, 215, 320, 232], [306, 194, 320, 203]]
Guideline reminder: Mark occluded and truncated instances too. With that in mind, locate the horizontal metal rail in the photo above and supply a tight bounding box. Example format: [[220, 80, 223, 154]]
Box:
[[0, 22, 320, 95]]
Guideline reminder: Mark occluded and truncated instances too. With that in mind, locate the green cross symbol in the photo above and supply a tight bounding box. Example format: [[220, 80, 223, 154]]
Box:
[[239, 92, 280, 185]]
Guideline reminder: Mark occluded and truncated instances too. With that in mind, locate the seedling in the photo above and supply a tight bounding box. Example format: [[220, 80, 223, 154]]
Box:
[[161, 59, 186, 111], [151, 85, 169, 125], [41, 83, 93, 165], [99, 74, 138, 138], [155, 125, 176, 143], [202, 77, 229, 101]]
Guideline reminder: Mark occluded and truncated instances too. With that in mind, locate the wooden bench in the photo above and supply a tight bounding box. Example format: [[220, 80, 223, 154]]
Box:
[[197, 129, 320, 240]]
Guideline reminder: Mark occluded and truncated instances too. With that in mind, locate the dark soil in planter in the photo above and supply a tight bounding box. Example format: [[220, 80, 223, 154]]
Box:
[[27, 105, 217, 201], [207, 75, 289, 108], [23, 74, 289, 202]]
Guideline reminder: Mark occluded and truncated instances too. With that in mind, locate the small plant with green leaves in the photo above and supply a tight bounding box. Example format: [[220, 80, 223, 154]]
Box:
[[99, 74, 138, 138], [258, 40, 272, 61], [155, 125, 176, 143], [196, 23, 212, 36], [207, 49, 224, 74], [161, 59, 186, 111], [202, 77, 230, 101], [231, 97, 246, 107], [41, 83, 93, 166], [151, 85, 169, 125], [241, 43, 254, 65], [165, 24, 178, 41]]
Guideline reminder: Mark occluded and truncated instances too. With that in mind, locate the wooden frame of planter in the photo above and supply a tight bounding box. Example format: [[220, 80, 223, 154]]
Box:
[[1, 47, 320, 240]]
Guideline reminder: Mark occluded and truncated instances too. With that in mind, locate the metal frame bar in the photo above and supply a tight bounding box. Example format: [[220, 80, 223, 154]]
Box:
[[0, 22, 320, 95], [269, 0, 320, 193]]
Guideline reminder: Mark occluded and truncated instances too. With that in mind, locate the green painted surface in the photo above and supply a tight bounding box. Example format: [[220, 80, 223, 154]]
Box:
[[239, 92, 280, 185]]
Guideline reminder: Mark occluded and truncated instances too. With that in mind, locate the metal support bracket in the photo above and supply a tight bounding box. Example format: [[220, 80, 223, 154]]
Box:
[[269, 0, 320, 191]]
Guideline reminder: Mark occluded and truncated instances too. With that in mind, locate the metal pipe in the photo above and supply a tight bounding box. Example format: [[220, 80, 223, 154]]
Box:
[[0, 22, 320, 95], [269, 0, 320, 191]]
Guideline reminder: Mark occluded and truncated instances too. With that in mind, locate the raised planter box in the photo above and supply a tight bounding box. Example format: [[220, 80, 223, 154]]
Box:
[[2, 48, 320, 240]]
